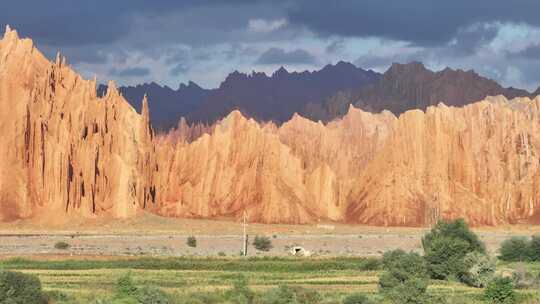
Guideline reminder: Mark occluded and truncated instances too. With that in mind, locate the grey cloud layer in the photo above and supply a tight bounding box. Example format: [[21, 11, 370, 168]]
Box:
[[2, 1, 540, 89]]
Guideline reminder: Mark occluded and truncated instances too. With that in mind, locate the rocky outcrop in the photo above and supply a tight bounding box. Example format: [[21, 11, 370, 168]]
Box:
[[97, 81, 211, 131], [1, 27, 540, 226], [0, 26, 157, 223], [347, 97, 540, 226]]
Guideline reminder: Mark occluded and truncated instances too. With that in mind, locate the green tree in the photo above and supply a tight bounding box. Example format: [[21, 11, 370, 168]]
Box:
[[0, 271, 48, 304], [484, 277, 516, 304], [528, 235, 540, 261], [422, 218, 485, 280], [499, 237, 531, 262], [379, 250, 430, 304]]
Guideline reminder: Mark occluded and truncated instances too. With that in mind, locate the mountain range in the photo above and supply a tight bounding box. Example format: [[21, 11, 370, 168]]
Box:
[[2, 26, 540, 227], [103, 61, 537, 131]]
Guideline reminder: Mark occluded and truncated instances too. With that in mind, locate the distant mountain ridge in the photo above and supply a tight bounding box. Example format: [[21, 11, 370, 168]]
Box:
[[101, 61, 381, 130], [187, 61, 380, 125], [106, 61, 536, 130], [302, 62, 534, 121]]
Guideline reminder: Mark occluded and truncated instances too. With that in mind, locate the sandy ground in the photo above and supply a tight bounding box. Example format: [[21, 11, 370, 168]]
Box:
[[0, 213, 538, 257]]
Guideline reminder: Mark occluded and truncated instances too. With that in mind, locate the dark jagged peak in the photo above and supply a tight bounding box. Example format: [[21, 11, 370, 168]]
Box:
[[272, 66, 289, 78], [385, 61, 430, 78], [221, 70, 248, 86], [350, 62, 533, 114], [187, 62, 381, 124], [323, 60, 362, 73], [179, 80, 204, 91], [311, 61, 535, 122]]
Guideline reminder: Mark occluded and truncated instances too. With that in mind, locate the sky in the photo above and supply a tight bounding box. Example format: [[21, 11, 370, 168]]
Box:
[[2, 1, 540, 91]]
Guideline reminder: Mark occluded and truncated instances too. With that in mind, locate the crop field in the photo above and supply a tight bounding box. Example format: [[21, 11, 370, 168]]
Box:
[[1, 257, 539, 303]]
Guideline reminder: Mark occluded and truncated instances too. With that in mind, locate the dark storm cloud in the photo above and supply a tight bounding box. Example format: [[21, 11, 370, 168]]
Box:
[[110, 67, 150, 77], [0, 1, 263, 46], [287, 0, 540, 46], [257, 48, 316, 64], [2, 1, 540, 89]]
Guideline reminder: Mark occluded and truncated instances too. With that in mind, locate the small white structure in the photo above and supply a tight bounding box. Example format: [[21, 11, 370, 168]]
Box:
[[290, 246, 311, 257]]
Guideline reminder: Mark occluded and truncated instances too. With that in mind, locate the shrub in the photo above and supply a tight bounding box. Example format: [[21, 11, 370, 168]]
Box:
[[218, 251, 226, 257], [484, 277, 516, 304], [499, 237, 531, 262], [54, 241, 70, 250], [44, 290, 71, 302], [253, 235, 273, 251], [0, 270, 48, 304], [512, 263, 540, 289], [187, 236, 197, 248], [342, 293, 371, 304], [460, 251, 496, 287], [136, 286, 170, 304], [529, 235, 540, 261], [116, 273, 138, 296], [379, 250, 429, 304], [257, 285, 321, 304], [422, 218, 485, 280]]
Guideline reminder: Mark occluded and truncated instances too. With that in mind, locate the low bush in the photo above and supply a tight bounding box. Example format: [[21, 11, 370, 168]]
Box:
[[116, 273, 138, 296], [0, 270, 48, 304], [379, 250, 430, 304], [136, 286, 170, 304], [54, 241, 70, 250], [44, 290, 71, 302], [257, 285, 322, 304], [484, 276, 516, 304], [512, 263, 540, 289], [342, 293, 371, 304], [186, 236, 197, 248], [253, 235, 273, 251], [460, 251, 496, 288], [225, 275, 254, 304]]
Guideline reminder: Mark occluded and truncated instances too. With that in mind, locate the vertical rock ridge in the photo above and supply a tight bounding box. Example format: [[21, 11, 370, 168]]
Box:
[[0, 27, 540, 226]]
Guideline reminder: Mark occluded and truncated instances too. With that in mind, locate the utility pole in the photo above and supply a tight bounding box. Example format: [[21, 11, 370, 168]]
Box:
[[242, 210, 248, 256]]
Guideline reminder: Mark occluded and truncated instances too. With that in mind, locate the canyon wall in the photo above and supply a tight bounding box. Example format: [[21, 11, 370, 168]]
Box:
[[1, 27, 540, 226], [0, 26, 157, 223]]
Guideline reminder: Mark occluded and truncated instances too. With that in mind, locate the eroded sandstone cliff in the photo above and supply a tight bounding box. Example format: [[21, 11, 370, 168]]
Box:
[[0, 26, 157, 223], [1, 27, 540, 226]]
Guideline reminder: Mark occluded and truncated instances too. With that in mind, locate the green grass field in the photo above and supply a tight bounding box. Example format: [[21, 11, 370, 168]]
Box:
[[1, 257, 540, 303]]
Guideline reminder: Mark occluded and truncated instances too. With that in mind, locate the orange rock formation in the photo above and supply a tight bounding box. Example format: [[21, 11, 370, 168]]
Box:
[[1, 27, 539, 226]]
